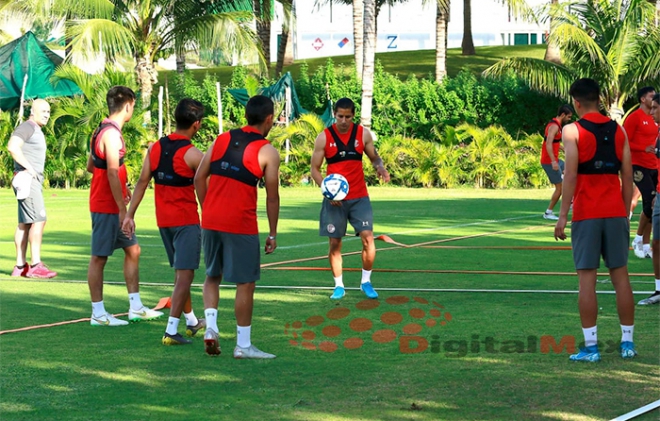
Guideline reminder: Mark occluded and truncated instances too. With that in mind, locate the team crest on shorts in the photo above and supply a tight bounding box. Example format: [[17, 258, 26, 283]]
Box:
[[327, 224, 336, 233], [634, 170, 644, 183]]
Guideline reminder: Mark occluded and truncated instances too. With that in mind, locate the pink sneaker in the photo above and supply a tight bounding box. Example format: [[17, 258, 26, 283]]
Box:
[[11, 264, 30, 277], [26, 262, 57, 279]]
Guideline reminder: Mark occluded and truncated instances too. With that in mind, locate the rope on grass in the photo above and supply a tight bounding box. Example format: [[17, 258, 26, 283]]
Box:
[[0, 312, 128, 335]]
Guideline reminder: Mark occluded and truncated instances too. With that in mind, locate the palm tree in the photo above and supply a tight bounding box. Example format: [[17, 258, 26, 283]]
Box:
[[421, 0, 451, 82], [484, 0, 660, 120], [275, 0, 295, 77], [543, 0, 561, 64], [353, 0, 364, 80], [361, 0, 376, 128]]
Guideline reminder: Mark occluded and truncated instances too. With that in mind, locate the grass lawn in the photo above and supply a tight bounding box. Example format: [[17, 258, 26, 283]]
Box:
[[157, 45, 546, 87], [1, 187, 659, 421]]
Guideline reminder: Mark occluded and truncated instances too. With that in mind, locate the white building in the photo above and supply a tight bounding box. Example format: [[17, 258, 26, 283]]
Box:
[[272, 0, 549, 61]]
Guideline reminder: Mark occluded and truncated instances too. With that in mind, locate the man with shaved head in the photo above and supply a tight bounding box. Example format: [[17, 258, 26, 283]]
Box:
[[7, 98, 57, 278]]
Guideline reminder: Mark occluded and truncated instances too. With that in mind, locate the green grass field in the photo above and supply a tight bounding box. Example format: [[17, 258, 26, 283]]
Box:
[[158, 45, 546, 86], [1, 187, 659, 421]]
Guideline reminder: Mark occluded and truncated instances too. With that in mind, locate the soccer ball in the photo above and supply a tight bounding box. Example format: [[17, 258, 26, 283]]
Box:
[[321, 173, 349, 201]]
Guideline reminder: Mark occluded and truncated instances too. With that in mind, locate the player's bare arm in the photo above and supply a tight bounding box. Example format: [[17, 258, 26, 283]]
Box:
[[620, 128, 633, 212], [102, 130, 128, 221], [555, 123, 578, 241], [545, 125, 560, 170], [310, 131, 327, 187], [363, 128, 390, 183], [194, 143, 214, 207], [260, 144, 281, 254], [7, 136, 36, 176], [122, 145, 154, 237], [184, 146, 204, 172]]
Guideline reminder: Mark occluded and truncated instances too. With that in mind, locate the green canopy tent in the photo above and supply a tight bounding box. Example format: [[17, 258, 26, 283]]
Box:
[[0, 31, 82, 111], [227, 72, 335, 127]]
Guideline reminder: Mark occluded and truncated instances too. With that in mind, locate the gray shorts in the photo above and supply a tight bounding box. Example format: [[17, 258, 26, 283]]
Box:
[[91, 212, 139, 257], [542, 160, 565, 185], [202, 229, 260, 283], [571, 217, 629, 270], [653, 195, 660, 240], [319, 196, 374, 238], [16, 178, 46, 224], [159, 225, 201, 270]]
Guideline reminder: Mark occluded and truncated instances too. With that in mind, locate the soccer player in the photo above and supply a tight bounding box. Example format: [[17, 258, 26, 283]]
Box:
[[624, 86, 658, 258], [86, 86, 163, 326], [639, 93, 660, 306], [310, 97, 391, 300], [541, 104, 573, 220], [7, 99, 57, 278], [554, 78, 636, 362], [122, 99, 206, 344], [195, 95, 280, 358]]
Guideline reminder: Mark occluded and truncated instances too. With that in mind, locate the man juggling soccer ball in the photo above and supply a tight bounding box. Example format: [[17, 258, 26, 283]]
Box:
[[310, 97, 390, 301]]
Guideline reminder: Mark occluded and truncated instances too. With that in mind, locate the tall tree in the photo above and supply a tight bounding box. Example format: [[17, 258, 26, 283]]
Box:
[[275, 0, 295, 77], [435, 0, 450, 82], [543, 0, 561, 63], [361, 0, 376, 128], [484, 0, 660, 120], [353, 0, 364, 79], [254, 0, 272, 73]]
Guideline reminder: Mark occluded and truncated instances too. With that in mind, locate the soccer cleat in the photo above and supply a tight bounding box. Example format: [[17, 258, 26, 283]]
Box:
[[162, 332, 192, 345], [569, 345, 601, 362], [204, 328, 221, 356], [186, 318, 206, 337], [90, 313, 129, 327], [360, 282, 378, 299], [330, 286, 345, 300], [632, 238, 645, 259], [637, 291, 660, 305], [11, 264, 30, 277], [128, 307, 164, 322], [233, 344, 276, 359], [543, 211, 559, 221], [620, 341, 637, 359], [26, 262, 57, 279]]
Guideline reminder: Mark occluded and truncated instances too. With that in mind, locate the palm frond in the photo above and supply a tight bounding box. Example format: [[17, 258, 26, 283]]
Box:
[[483, 58, 576, 99], [66, 18, 134, 61]]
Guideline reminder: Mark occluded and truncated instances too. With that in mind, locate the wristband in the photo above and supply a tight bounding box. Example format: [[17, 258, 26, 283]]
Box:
[[268, 235, 276, 240]]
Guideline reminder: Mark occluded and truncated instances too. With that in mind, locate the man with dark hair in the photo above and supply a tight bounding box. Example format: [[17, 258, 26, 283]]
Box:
[[639, 93, 660, 306], [310, 97, 390, 300], [541, 104, 573, 220], [7, 99, 57, 279], [86, 86, 163, 326], [122, 98, 206, 344], [624, 86, 658, 259], [195, 95, 281, 358], [555, 78, 636, 362]]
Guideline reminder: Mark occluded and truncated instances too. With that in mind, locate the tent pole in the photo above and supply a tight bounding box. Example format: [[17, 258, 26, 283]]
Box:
[[17, 74, 28, 125], [158, 86, 163, 138], [217, 82, 223, 134]]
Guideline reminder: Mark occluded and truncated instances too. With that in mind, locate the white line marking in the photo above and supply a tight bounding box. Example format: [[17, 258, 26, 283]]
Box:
[[610, 399, 660, 421]]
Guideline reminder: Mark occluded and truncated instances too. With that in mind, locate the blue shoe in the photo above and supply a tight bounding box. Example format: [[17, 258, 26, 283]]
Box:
[[360, 282, 378, 299], [569, 345, 601, 362], [620, 341, 637, 359], [330, 286, 345, 300]]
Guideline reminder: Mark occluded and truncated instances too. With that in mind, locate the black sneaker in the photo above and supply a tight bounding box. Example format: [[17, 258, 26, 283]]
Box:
[[162, 332, 193, 345]]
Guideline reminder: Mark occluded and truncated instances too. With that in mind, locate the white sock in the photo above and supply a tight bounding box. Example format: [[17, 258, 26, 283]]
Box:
[[545, 209, 553, 214], [635, 235, 643, 243], [333, 276, 344, 288], [184, 311, 198, 326], [583, 326, 598, 347], [621, 325, 634, 343], [205, 308, 218, 332], [655, 279, 660, 291], [237, 325, 251, 348], [643, 244, 651, 253], [128, 293, 144, 311], [92, 301, 106, 317], [165, 317, 180, 335], [361, 269, 372, 284]]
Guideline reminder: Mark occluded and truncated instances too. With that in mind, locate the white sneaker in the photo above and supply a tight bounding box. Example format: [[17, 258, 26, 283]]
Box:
[[644, 248, 653, 259], [233, 344, 276, 359], [543, 211, 559, 220], [90, 313, 129, 326], [632, 239, 645, 259], [638, 292, 660, 305], [128, 306, 164, 322]]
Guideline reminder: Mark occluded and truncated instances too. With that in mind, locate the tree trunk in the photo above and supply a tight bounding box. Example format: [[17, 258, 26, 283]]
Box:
[[461, 0, 475, 55], [353, 0, 364, 80], [361, 0, 376, 129], [275, 27, 289, 76], [136, 54, 157, 126], [254, 0, 271, 75], [435, 1, 449, 83], [176, 51, 186, 74], [543, 0, 562, 64]]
